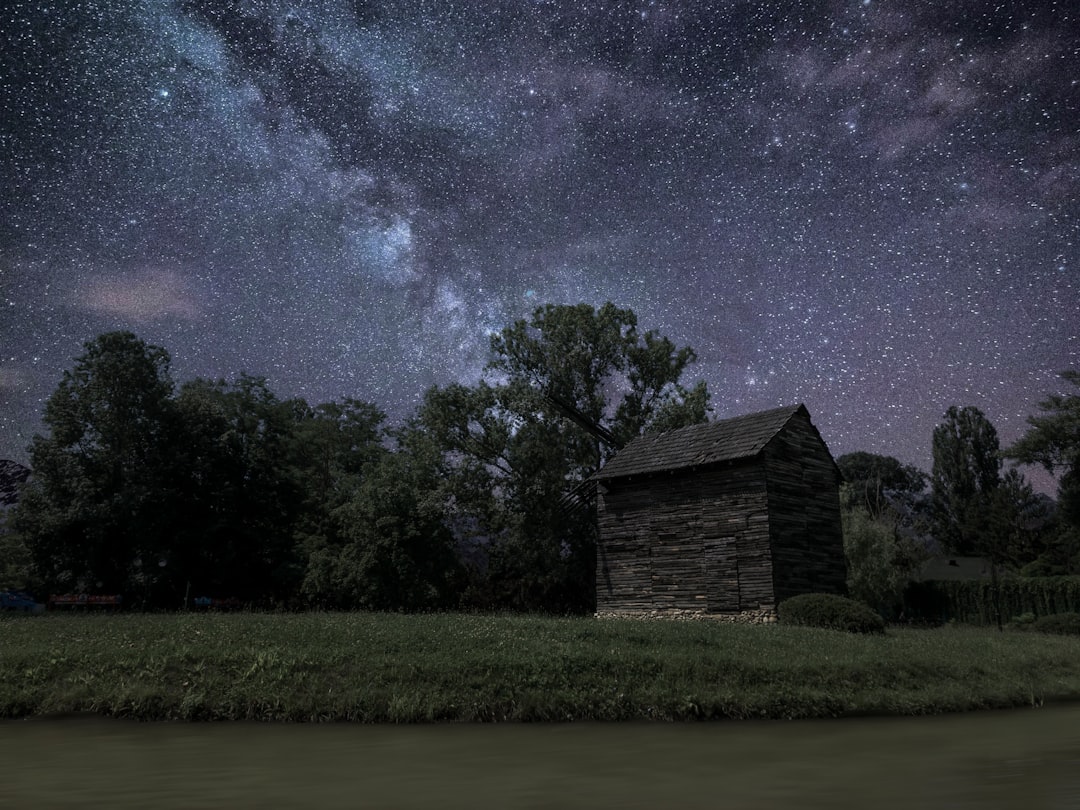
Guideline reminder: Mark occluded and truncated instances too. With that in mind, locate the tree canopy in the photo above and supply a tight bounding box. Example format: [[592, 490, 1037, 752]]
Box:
[[930, 405, 1002, 555], [13, 332, 179, 597], [11, 316, 1070, 614], [1006, 370, 1080, 528], [7, 305, 709, 613], [420, 302, 710, 612], [836, 451, 927, 518], [488, 302, 709, 457]]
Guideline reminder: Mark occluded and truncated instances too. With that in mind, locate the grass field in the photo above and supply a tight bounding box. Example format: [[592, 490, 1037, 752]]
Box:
[[2, 612, 1079, 721]]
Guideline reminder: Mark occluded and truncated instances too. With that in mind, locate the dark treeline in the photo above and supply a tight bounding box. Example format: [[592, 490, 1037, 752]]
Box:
[[835, 381, 1080, 618], [2, 303, 710, 612], [3, 303, 1078, 615]]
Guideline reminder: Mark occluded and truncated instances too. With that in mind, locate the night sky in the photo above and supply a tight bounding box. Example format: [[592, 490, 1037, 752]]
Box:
[[2, 0, 1077, 485]]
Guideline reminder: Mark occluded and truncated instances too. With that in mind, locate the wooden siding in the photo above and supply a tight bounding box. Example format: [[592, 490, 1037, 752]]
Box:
[[595, 404, 845, 618], [763, 411, 847, 603], [596, 463, 773, 614]]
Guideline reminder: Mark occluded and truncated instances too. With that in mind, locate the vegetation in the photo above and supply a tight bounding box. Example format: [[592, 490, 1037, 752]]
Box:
[[833, 393, 1074, 626], [904, 577, 1080, 625], [930, 405, 1005, 556], [839, 503, 924, 617], [3, 613, 1079, 721], [0, 513, 34, 594], [834, 452, 928, 618], [836, 451, 928, 520], [2, 298, 1075, 620], [419, 302, 710, 613], [777, 593, 886, 634], [1006, 371, 1080, 573], [1033, 612, 1080, 637], [928, 406, 1056, 569], [1019, 527, 1080, 577], [5, 304, 709, 613], [833, 452, 929, 619]]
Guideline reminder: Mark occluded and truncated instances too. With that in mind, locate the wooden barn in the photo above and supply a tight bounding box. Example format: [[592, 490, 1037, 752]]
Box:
[[593, 404, 846, 620]]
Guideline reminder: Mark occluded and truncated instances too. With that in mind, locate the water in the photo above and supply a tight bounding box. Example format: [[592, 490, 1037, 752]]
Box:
[[3, 707, 1079, 808]]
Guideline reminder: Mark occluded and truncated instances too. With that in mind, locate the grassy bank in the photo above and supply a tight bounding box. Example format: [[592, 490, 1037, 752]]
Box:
[[3, 613, 1079, 721]]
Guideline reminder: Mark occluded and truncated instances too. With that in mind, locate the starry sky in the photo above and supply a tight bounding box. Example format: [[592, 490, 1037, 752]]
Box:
[[2, 0, 1077, 486]]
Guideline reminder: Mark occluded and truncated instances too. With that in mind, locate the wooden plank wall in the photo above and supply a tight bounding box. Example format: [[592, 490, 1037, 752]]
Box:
[[596, 463, 772, 614], [763, 413, 847, 603]]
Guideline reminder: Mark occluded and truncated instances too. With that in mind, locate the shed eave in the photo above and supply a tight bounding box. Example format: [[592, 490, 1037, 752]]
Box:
[[593, 454, 760, 485]]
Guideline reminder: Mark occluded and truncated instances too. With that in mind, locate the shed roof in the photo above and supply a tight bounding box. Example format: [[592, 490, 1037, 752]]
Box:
[[594, 404, 810, 481]]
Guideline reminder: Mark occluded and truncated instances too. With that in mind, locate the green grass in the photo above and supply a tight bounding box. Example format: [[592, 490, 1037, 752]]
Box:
[[2, 613, 1079, 721]]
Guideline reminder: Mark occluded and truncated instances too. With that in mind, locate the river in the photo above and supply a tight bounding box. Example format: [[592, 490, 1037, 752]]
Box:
[[3, 706, 1079, 808]]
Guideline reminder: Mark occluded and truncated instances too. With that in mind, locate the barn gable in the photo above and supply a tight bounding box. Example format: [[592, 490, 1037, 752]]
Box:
[[594, 404, 845, 620]]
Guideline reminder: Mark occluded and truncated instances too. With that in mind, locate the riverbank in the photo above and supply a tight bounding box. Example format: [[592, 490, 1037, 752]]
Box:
[[2, 613, 1079, 721]]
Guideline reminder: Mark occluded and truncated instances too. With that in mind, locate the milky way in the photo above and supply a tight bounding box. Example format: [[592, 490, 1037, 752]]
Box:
[[2, 0, 1077, 485]]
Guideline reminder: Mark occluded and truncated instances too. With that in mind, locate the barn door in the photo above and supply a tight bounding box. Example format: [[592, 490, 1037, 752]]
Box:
[[705, 536, 740, 612]]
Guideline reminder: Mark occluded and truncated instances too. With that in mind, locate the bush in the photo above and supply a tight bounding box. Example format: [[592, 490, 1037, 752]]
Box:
[[1032, 612, 1080, 636], [777, 593, 886, 634], [1007, 612, 1036, 632]]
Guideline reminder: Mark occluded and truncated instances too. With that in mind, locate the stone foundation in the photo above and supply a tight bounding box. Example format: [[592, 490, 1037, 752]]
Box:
[[594, 607, 777, 624]]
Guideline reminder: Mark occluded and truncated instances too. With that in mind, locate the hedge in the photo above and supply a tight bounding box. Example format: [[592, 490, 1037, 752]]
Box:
[[777, 593, 886, 634], [903, 577, 1080, 625]]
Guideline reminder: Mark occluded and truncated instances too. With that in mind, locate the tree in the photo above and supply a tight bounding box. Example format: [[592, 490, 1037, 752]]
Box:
[[302, 425, 462, 610], [930, 406, 1002, 555], [11, 332, 179, 598], [489, 302, 708, 459], [420, 302, 710, 613], [0, 461, 35, 592], [840, 489, 927, 617], [930, 406, 1063, 627], [836, 454, 930, 617], [286, 398, 474, 611], [836, 452, 927, 519], [1005, 370, 1080, 529], [0, 512, 37, 593], [11, 330, 428, 609], [288, 398, 387, 583], [972, 468, 1055, 570], [1020, 525, 1080, 576], [416, 379, 597, 612], [171, 375, 307, 604], [290, 399, 386, 507]]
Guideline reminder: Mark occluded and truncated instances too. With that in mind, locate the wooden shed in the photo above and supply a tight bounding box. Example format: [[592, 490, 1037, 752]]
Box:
[[593, 404, 845, 620]]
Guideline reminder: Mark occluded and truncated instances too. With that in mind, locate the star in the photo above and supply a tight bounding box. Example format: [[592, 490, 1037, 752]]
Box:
[[0, 0, 1075, 494]]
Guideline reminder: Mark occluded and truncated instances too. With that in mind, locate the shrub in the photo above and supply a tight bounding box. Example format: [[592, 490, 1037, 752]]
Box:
[[1007, 612, 1036, 632], [1032, 612, 1080, 636], [777, 593, 886, 634]]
